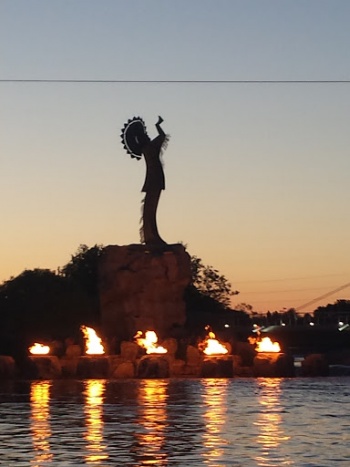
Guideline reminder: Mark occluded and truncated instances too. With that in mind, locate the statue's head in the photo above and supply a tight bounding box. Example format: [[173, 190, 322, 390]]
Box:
[[121, 117, 149, 160]]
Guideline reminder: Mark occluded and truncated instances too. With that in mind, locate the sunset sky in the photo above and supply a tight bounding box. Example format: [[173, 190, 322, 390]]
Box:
[[1, 0, 350, 313]]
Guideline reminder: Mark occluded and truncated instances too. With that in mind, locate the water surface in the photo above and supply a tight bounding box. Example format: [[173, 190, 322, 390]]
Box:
[[0, 377, 349, 466]]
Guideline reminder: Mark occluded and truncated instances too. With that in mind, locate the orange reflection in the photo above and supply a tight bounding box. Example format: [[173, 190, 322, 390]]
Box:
[[202, 379, 228, 463], [83, 380, 108, 464], [136, 379, 168, 465], [30, 381, 53, 466], [254, 378, 291, 466]]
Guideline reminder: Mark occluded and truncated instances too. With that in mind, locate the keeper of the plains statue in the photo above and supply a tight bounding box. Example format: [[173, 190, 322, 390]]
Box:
[[121, 116, 169, 247]]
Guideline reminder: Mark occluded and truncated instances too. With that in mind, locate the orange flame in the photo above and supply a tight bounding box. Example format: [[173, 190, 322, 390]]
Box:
[[134, 331, 167, 354], [81, 326, 105, 355], [199, 329, 228, 356], [255, 336, 281, 353], [29, 343, 50, 355]]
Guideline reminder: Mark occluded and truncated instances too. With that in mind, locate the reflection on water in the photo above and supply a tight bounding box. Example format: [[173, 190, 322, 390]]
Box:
[[83, 379, 108, 465], [135, 379, 168, 465], [201, 379, 228, 465], [30, 381, 53, 466], [254, 378, 292, 466], [0, 377, 349, 466]]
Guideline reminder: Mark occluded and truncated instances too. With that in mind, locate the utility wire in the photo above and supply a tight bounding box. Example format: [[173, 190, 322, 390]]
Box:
[[1, 79, 350, 84], [295, 282, 350, 312]]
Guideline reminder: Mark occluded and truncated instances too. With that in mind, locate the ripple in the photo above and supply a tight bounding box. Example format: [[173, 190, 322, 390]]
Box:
[[0, 378, 350, 465]]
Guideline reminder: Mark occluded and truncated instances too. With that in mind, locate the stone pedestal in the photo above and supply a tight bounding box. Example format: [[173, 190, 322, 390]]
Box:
[[253, 352, 295, 377], [201, 356, 234, 378], [76, 356, 109, 379], [99, 244, 191, 341], [27, 356, 61, 379], [136, 355, 169, 378]]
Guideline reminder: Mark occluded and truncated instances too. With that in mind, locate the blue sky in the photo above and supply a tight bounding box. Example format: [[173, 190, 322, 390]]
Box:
[[1, 0, 350, 312]]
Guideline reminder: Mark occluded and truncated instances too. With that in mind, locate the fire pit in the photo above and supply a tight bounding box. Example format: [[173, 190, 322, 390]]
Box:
[[199, 328, 233, 378], [251, 336, 294, 377], [134, 331, 169, 378], [76, 326, 109, 379], [28, 342, 61, 379]]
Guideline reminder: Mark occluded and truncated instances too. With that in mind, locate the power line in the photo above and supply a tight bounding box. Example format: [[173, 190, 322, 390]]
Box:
[[295, 282, 350, 312], [1, 79, 350, 84]]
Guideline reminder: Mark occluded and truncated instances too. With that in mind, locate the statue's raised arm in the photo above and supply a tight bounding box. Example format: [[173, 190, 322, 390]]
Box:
[[121, 116, 170, 246]]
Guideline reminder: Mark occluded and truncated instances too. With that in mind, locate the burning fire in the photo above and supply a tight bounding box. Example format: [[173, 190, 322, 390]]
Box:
[[81, 325, 105, 355], [29, 343, 50, 355], [251, 336, 281, 353], [134, 331, 167, 354], [199, 328, 228, 356]]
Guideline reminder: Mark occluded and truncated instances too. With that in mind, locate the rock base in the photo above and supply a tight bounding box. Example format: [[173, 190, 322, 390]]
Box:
[[201, 356, 234, 378], [99, 244, 191, 341], [0, 356, 16, 379], [27, 356, 61, 379], [136, 355, 169, 378], [253, 353, 295, 377], [76, 356, 109, 379]]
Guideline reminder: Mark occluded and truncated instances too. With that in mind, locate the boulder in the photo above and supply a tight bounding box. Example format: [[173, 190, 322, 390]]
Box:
[[169, 359, 186, 376], [162, 338, 178, 357], [65, 344, 82, 359], [111, 361, 135, 379], [301, 354, 329, 377], [120, 341, 139, 361], [186, 345, 202, 366], [0, 356, 16, 379]]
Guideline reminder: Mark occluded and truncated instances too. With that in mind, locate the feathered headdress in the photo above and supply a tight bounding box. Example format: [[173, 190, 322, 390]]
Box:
[[120, 117, 148, 160]]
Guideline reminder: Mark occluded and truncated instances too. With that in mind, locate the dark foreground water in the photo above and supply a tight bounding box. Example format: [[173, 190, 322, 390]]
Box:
[[0, 377, 349, 466]]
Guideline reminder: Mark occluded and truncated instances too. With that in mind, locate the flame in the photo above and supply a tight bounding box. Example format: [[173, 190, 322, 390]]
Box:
[[134, 331, 167, 354], [81, 326, 105, 355], [29, 343, 50, 355], [255, 336, 281, 353], [200, 329, 228, 356]]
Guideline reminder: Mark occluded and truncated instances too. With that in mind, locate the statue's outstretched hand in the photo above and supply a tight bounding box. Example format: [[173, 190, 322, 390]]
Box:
[[157, 116, 164, 125]]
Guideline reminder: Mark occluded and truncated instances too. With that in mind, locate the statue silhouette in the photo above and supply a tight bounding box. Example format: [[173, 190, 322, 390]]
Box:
[[121, 116, 169, 246]]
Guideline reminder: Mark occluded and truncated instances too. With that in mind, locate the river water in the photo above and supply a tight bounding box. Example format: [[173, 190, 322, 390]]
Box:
[[0, 377, 349, 466]]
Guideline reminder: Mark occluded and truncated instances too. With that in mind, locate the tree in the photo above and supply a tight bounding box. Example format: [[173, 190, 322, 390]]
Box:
[[0, 268, 93, 356], [313, 300, 350, 325], [234, 303, 253, 314], [59, 244, 104, 326], [190, 255, 239, 307], [60, 244, 104, 297], [184, 255, 243, 334]]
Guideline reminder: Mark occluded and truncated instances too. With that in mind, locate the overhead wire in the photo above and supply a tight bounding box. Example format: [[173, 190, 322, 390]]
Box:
[[1, 79, 350, 84]]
